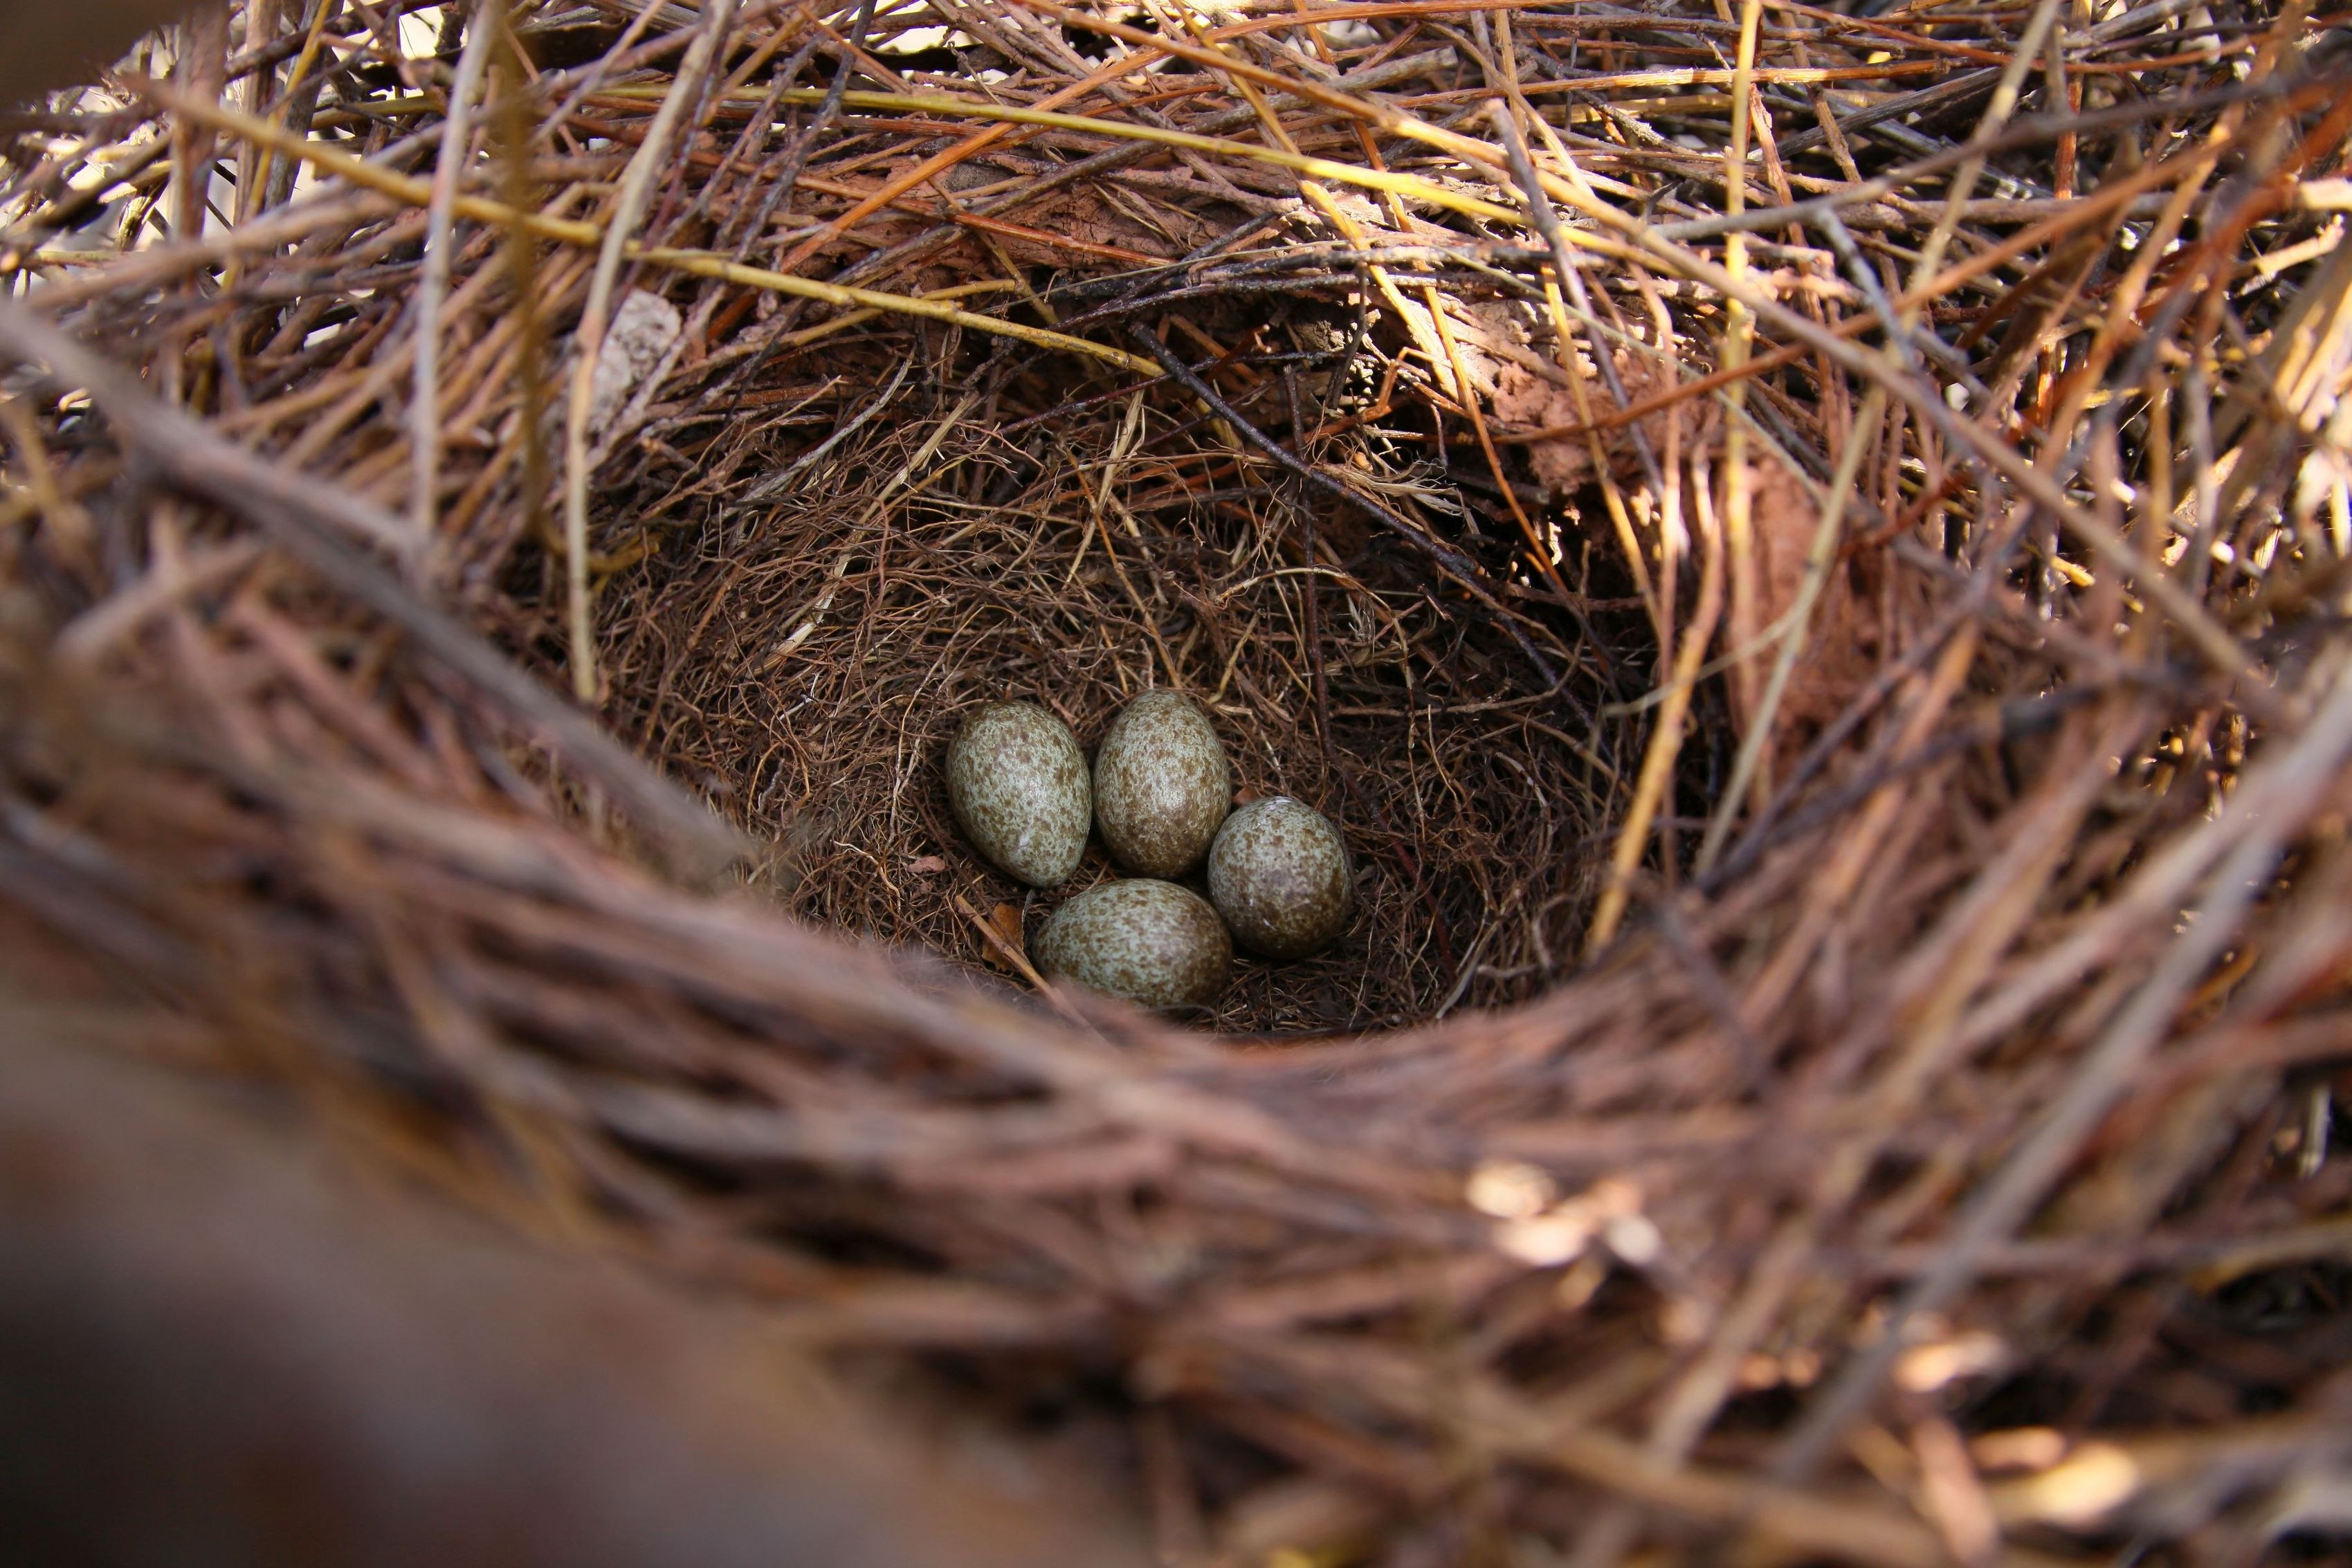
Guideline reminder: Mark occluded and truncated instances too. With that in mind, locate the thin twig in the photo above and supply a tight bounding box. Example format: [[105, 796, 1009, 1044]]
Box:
[[563, 0, 739, 702], [410, 3, 499, 561]]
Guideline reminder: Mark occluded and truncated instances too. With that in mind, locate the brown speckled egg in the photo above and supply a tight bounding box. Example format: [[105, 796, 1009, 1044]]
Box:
[[1092, 691, 1230, 877], [946, 702, 1089, 888], [1207, 796, 1353, 959], [1035, 879, 1231, 1010]]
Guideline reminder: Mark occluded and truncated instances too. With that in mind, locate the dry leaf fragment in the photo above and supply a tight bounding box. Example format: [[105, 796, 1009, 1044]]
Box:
[[981, 902, 1026, 971], [1496, 348, 1702, 500], [1734, 455, 1890, 753], [585, 289, 682, 439]]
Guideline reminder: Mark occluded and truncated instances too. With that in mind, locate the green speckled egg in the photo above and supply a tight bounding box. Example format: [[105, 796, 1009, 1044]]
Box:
[[1207, 796, 1353, 959], [1092, 691, 1230, 877], [946, 702, 1089, 888], [1035, 879, 1231, 1010]]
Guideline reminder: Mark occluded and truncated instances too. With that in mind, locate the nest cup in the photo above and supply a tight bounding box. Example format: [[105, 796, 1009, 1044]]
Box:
[[4, 2, 2352, 1562], [606, 347, 1619, 1032]]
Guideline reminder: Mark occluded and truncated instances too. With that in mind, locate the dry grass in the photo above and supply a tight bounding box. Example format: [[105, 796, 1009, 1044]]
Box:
[[4, 0, 2352, 1562]]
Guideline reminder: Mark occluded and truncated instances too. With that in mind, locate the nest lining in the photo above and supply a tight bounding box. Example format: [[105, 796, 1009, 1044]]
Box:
[[595, 313, 1624, 1034]]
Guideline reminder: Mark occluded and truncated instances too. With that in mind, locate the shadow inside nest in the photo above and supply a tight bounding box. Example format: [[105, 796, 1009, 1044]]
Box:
[[587, 321, 1630, 1036]]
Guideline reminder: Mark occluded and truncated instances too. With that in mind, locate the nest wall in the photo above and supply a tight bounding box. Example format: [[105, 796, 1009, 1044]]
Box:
[[3, 1, 2352, 1565]]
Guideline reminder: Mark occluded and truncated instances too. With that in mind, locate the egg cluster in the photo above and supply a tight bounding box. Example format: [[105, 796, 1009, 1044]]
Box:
[[946, 693, 1352, 1013]]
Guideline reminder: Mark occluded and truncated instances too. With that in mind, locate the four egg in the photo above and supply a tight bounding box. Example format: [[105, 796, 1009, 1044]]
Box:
[[945, 690, 1352, 1012]]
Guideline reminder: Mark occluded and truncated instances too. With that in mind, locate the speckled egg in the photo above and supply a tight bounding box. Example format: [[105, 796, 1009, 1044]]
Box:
[[1207, 796, 1353, 959], [1034, 879, 1232, 1010], [945, 702, 1090, 888], [1092, 691, 1230, 877]]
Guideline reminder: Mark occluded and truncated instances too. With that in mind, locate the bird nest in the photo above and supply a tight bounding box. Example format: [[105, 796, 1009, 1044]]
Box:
[[599, 298, 1618, 1033], [6, 1, 2352, 1562]]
